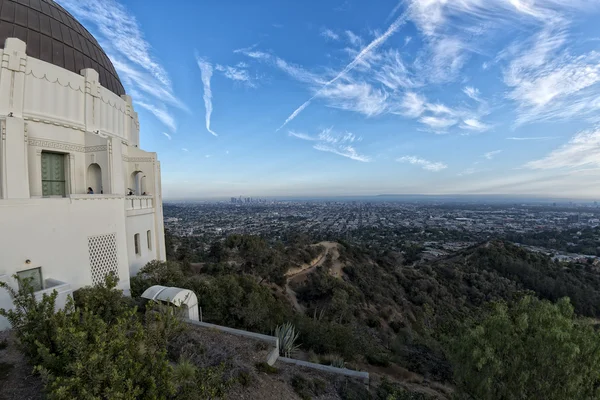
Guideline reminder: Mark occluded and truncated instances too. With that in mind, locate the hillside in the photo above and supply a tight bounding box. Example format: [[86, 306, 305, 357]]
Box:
[[5, 235, 599, 399], [130, 234, 600, 398]]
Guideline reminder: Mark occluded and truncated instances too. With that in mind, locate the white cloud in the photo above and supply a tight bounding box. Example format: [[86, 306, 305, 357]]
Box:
[[345, 30, 362, 46], [288, 131, 317, 141], [463, 86, 482, 102], [58, 0, 170, 87], [419, 116, 458, 131], [426, 36, 469, 82], [195, 56, 218, 136], [525, 128, 600, 169], [317, 81, 390, 117], [397, 156, 447, 171], [374, 49, 416, 90], [290, 128, 369, 162], [483, 150, 502, 160], [278, 13, 407, 129], [461, 118, 491, 132], [57, 0, 186, 131], [162, 132, 172, 140], [397, 92, 426, 118], [182, 148, 189, 152], [321, 28, 340, 41], [215, 64, 256, 87], [135, 102, 176, 132], [313, 143, 370, 162], [506, 136, 557, 140]]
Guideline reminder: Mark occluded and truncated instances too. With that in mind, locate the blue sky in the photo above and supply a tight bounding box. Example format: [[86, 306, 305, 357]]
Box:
[[57, 0, 600, 199]]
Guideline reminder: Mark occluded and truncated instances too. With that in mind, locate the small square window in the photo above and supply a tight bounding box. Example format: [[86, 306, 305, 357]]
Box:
[[17, 267, 43, 292], [147, 230, 152, 250], [134, 233, 141, 256]]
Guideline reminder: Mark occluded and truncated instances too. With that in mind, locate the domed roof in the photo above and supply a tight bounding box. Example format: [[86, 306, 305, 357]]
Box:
[[0, 0, 125, 96]]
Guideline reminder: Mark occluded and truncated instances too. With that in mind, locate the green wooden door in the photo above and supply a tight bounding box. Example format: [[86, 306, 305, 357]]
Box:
[[41, 152, 66, 197]]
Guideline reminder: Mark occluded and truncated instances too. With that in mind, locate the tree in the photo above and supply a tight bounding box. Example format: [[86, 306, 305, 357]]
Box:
[[449, 296, 600, 400]]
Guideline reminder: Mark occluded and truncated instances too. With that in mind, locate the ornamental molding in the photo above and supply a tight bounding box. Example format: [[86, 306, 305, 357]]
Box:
[[85, 145, 107, 153], [23, 115, 85, 132], [28, 139, 85, 153], [122, 156, 155, 163]]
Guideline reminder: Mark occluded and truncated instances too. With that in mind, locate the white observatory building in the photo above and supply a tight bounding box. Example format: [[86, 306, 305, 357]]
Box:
[[0, 0, 166, 328]]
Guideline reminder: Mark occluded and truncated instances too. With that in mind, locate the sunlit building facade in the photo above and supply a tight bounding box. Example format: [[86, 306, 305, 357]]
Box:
[[0, 0, 165, 329]]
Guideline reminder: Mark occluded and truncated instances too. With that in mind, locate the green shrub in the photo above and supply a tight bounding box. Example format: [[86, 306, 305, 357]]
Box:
[[291, 376, 310, 400], [130, 260, 186, 297], [255, 362, 278, 374], [376, 379, 434, 399], [0, 273, 230, 399], [0, 276, 61, 365], [366, 352, 390, 367], [449, 296, 600, 400], [73, 272, 132, 324], [36, 299, 175, 399]]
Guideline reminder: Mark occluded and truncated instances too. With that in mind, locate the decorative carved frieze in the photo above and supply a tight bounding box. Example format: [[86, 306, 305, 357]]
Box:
[[85, 145, 107, 153], [121, 155, 156, 163], [28, 139, 85, 153]]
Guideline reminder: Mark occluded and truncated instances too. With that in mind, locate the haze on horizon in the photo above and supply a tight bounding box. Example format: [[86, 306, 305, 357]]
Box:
[[58, 0, 600, 200]]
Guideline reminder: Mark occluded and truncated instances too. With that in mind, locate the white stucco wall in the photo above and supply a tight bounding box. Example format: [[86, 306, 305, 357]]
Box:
[[126, 212, 160, 276], [0, 197, 131, 289], [0, 38, 167, 330]]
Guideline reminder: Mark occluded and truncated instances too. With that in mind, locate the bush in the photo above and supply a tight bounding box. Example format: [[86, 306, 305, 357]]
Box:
[[73, 272, 132, 324], [130, 260, 186, 297], [449, 296, 600, 400], [255, 362, 278, 374], [0, 276, 62, 365], [291, 375, 327, 400], [1, 274, 229, 399]]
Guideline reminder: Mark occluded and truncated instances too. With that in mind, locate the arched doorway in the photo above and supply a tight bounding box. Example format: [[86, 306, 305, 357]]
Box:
[[87, 163, 102, 194], [130, 171, 146, 195]]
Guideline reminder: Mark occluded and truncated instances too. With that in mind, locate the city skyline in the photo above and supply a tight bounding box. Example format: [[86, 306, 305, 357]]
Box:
[[57, 0, 600, 199]]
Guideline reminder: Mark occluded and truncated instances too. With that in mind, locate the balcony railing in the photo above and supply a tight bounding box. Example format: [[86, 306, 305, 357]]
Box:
[[125, 196, 154, 211]]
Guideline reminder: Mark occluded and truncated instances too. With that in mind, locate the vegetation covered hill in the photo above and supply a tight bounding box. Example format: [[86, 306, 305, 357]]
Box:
[[3, 231, 600, 399], [130, 232, 600, 398]]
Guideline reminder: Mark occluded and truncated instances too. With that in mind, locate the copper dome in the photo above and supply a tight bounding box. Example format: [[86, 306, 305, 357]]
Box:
[[0, 0, 125, 96]]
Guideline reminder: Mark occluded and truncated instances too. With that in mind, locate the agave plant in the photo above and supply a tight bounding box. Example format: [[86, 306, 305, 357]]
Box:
[[275, 322, 300, 358]]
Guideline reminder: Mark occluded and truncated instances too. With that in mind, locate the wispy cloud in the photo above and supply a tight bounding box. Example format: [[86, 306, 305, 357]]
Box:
[[277, 13, 407, 129], [345, 30, 362, 46], [288, 131, 317, 141], [483, 150, 502, 160], [321, 28, 339, 41], [314, 144, 370, 162], [525, 128, 600, 169], [57, 0, 185, 132], [289, 128, 369, 162], [463, 86, 482, 102], [215, 64, 256, 87], [460, 118, 491, 132], [419, 116, 457, 131], [182, 148, 189, 152], [507, 136, 557, 141], [195, 56, 218, 136], [135, 102, 177, 132], [458, 167, 478, 176], [397, 156, 447, 172], [397, 92, 426, 118], [162, 132, 172, 140]]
